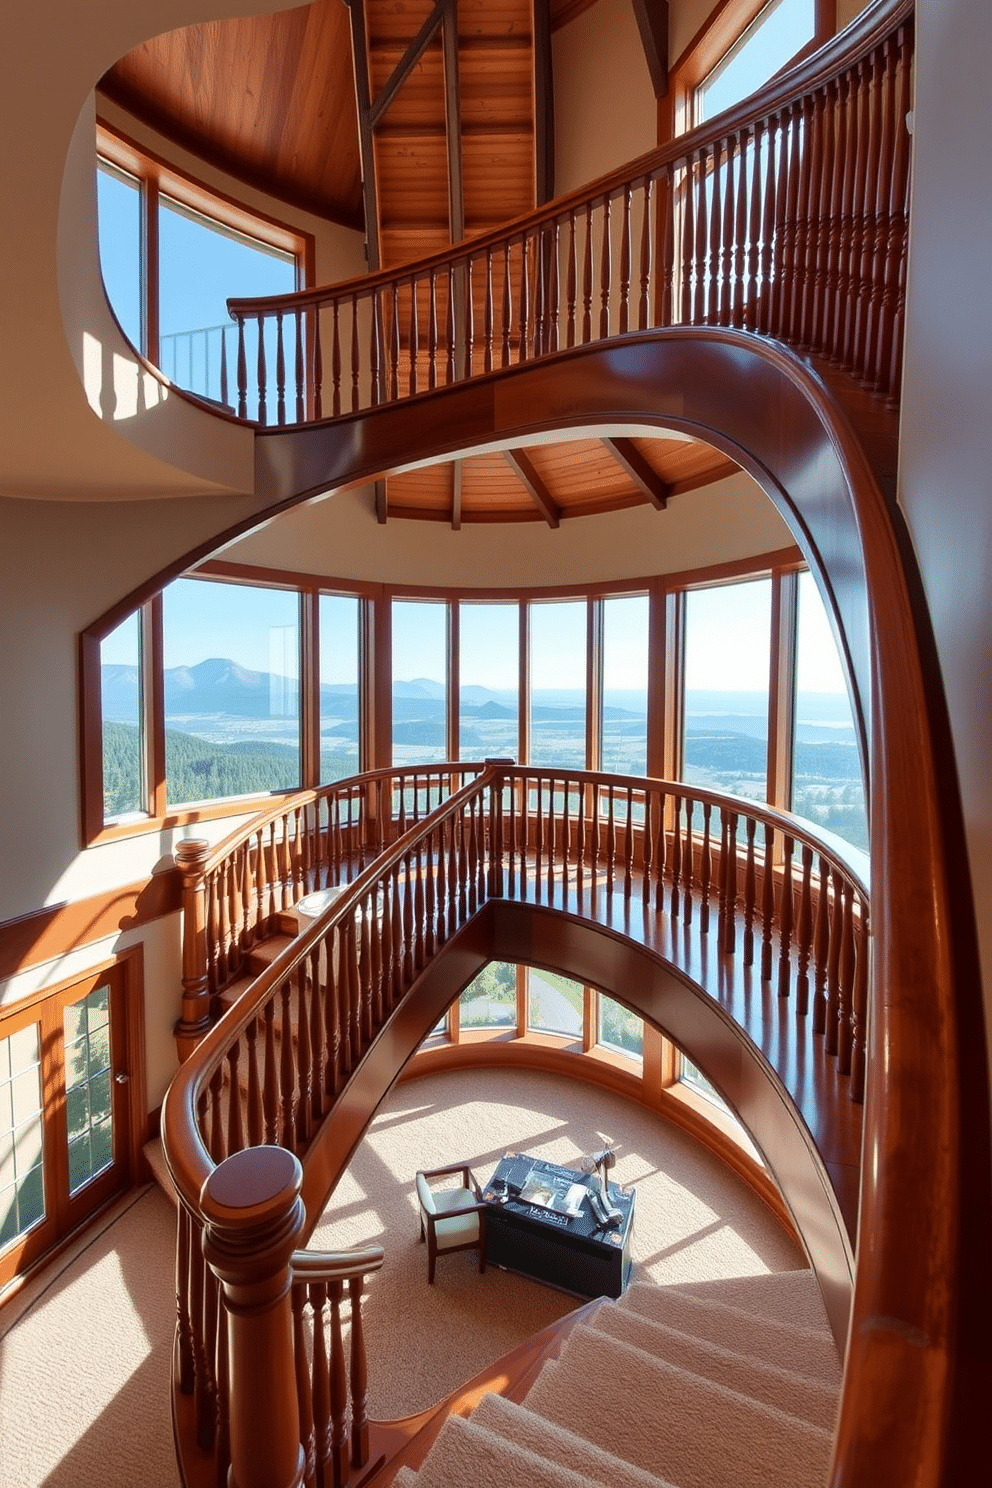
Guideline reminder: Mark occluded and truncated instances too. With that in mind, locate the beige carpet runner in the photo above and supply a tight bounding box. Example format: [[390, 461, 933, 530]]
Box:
[[392, 1270, 840, 1488]]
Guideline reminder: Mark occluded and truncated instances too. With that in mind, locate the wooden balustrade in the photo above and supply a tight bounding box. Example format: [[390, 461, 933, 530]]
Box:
[[219, 0, 913, 428], [164, 761, 868, 1488]]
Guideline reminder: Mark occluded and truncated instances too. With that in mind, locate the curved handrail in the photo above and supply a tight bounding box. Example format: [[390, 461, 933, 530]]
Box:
[[223, 0, 913, 424]]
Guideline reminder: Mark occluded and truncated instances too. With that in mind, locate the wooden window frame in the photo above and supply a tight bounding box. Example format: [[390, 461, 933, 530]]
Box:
[[662, 0, 837, 143]]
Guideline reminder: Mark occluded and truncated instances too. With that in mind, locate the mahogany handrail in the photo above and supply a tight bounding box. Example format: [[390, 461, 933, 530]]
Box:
[[222, 0, 913, 425], [163, 761, 870, 1488]]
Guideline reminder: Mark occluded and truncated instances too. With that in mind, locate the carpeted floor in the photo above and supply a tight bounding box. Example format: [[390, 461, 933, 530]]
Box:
[[0, 1067, 804, 1485]]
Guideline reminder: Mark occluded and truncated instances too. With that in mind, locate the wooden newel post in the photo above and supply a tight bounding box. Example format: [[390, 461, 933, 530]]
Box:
[[175, 837, 212, 1062], [201, 1146, 306, 1488]]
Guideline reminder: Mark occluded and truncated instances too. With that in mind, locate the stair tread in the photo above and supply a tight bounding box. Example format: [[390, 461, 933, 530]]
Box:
[[404, 1412, 618, 1488], [587, 1309, 840, 1428], [524, 1326, 833, 1488], [471, 1392, 678, 1488], [620, 1281, 841, 1381], [659, 1269, 834, 1335]]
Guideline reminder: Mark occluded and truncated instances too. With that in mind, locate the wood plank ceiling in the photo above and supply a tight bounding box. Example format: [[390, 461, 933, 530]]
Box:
[[99, 0, 736, 528]]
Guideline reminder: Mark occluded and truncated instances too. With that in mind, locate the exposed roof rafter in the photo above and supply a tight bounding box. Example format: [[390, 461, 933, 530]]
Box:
[[603, 437, 671, 509], [505, 449, 561, 528]]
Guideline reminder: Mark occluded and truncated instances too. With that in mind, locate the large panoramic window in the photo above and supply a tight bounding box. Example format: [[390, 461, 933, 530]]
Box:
[[459, 961, 517, 1030], [392, 601, 448, 766], [530, 601, 587, 769], [459, 602, 519, 761], [601, 594, 649, 777], [696, 0, 818, 121], [527, 968, 584, 1039], [319, 594, 361, 784], [162, 578, 301, 807], [96, 161, 142, 350], [683, 578, 772, 804], [792, 571, 867, 850], [100, 610, 143, 819]]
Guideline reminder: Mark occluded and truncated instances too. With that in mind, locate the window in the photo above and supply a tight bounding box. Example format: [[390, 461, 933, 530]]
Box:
[[319, 594, 361, 785], [681, 1055, 733, 1116], [527, 968, 584, 1038], [392, 601, 448, 766], [530, 601, 588, 769], [598, 995, 644, 1060], [459, 962, 517, 1030], [459, 603, 519, 761], [601, 594, 649, 777], [792, 571, 867, 850], [162, 578, 301, 807], [96, 126, 309, 416], [100, 609, 143, 820], [683, 579, 772, 804], [697, 0, 817, 122]]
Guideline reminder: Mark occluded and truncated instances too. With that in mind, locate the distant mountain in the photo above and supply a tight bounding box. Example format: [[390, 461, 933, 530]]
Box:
[[393, 677, 446, 700]]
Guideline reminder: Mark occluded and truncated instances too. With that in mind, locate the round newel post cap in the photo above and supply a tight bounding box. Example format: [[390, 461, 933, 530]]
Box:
[[175, 836, 211, 876], [201, 1145, 303, 1227]]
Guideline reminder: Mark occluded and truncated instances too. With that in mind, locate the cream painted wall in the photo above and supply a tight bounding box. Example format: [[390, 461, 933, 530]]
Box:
[[223, 469, 792, 589], [553, 0, 658, 194], [898, 0, 992, 1086]]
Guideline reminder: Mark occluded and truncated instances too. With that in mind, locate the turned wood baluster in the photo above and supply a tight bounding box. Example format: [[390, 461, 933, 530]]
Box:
[[760, 823, 776, 981], [851, 901, 870, 1102], [275, 313, 286, 425], [561, 211, 576, 348], [445, 269, 456, 385], [464, 259, 475, 379], [426, 267, 438, 390], [882, 23, 913, 404], [659, 164, 675, 327], [325, 928, 342, 1099], [483, 248, 494, 373], [682, 797, 694, 924], [680, 156, 695, 325], [216, 862, 230, 989], [777, 836, 795, 999], [639, 789, 653, 908], [500, 242, 512, 367], [175, 838, 212, 1059], [349, 292, 361, 413], [295, 967, 312, 1147], [546, 786, 556, 902], [812, 853, 831, 1034], [809, 82, 834, 355], [446, 819, 460, 938], [732, 134, 748, 327], [716, 808, 730, 941], [700, 801, 713, 934], [358, 898, 374, 1043], [408, 277, 419, 397], [693, 148, 708, 324], [415, 844, 428, 967], [707, 141, 722, 324], [177, 1204, 196, 1394], [603, 784, 616, 896], [236, 316, 247, 419], [349, 1275, 370, 1469], [758, 115, 778, 334], [852, 50, 882, 380], [670, 795, 682, 917], [349, 913, 364, 1068], [371, 888, 386, 1025], [280, 820, 294, 914], [533, 231, 546, 358], [309, 1284, 332, 1488], [256, 313, 268, 425], [188, 1178, 214, 1447], [795, 845, 814, 1016], [209, 1065, 226, 1165], [623, 785, 634, 900], [793, 93, 817, 346], [719, 138, 736, 326], [433, 828, 448, 948], [311, 303, 325, 421], [825, 868, 844, 1056], [745, 125, 763, 331], [638, 176, 653, 329], [581, 202, 594, 343], [840, 63, 870, 371], [864, 37, 895, 390], [599, 198, 612, 338], [547, 221, 560, 353], [292, 1285, 316, 1488], [619, 185, 632, 333], [649, 788, 664, 913], [263, 999, 279, 1143], [325, 300, 338, 420], [403, 853, 417, 982], [278, 978, 296, 1149], [328, 1282, 349, 1488], [518, 233, 531, 362], [743, 816, 757, 964], [824, 73, 850, 361], [723, 812, 739, 954], [769, 106, 792, 338], [226, 1040, 245, 1156], [244, 1019, 263, 1146], [369, 291, 383, 405], [837, 881, 856, 1075]]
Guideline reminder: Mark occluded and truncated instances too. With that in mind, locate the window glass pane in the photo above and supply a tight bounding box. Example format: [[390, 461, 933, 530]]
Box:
[[163, 578, 300, 806], [527, 968, 584, 1038], [101, 610, 143, 819], [792, 571, 868, 851], [63, 987, 115, 1198], [597, 995, 643, 1059], [601, 595, 649, 777], [683, 580, 771, 805], [97, 161, 142, 350], [697, 0, 816, 121], [529, 601, 587, 769], [319, 594, 360, 784], [392, 601, 448, 766], [0, 1023, 45, 1249], [682, 1056, 734, 1115], [459, 961, 517, 1030], [159, 198, 296, 414], [459, 603, 519, 761]]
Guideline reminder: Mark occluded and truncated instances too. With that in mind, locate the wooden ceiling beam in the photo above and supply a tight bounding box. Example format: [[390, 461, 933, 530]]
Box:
[[441, 0, 465, 245], [534, 0, 555, 205], [370, 1, 445, 126], [603, 437, 671, 509], [375, 478, 388, 524], [505, 450, 561, 528], [630, 0, 669, 100], [451, 460, 463, 530], [344, 0, 382, 270]]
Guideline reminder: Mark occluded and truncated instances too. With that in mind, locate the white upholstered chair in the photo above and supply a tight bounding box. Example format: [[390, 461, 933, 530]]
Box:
[[415, 1163, 487, 1284]]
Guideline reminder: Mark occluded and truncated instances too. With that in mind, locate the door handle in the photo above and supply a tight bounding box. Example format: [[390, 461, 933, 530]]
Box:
[[114, 1071, 130, 1085]]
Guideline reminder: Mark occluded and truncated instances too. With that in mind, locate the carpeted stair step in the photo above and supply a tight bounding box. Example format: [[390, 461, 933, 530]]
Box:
[[620, 1280, 841, 1383], [394, 1410, 622, 1488], [659, 1268, 834, 1336], [470, 1391, 678, 1488], [523, 1324, 833, 1488], [590, 1305, 839, 1429]]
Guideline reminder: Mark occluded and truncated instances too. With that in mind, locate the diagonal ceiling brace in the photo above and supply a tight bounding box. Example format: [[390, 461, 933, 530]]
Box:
[[505, 449, 560, 528], [374, 478, 388, 524], [630, 0, 669, 100], [343, 0, 382, 270], [604, 437, 671, 509], [370, 0, 446, 126]]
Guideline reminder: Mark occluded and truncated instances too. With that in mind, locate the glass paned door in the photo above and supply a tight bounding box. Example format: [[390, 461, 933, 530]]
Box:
[[0, 966, 131, 1288]]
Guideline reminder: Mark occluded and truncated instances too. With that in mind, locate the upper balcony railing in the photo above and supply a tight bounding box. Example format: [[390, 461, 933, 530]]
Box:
[[220, 0, 912, 428]]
